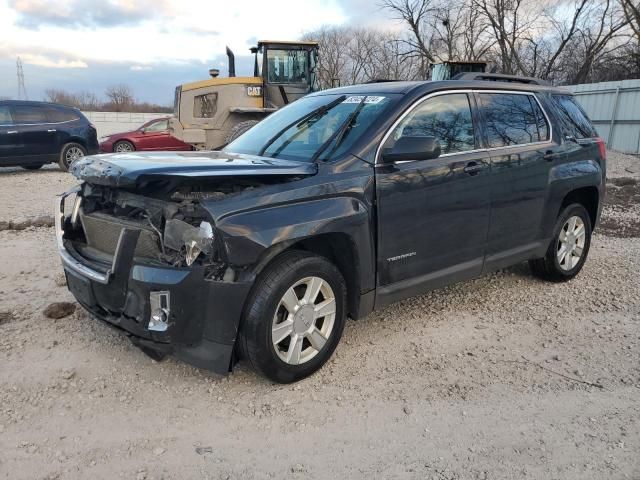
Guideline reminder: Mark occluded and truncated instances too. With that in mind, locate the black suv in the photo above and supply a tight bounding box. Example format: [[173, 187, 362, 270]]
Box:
[[0, 100, 98, 171], [56, 74, 606, 383]]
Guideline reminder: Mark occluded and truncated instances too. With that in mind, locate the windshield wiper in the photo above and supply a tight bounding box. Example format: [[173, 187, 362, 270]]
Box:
[[258, 95, 346, 157], [310, 95, 368, 162]]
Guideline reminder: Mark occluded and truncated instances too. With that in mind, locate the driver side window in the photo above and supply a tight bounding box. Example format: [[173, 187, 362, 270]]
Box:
[[386, 93, 476, 155], [145, 119, 168, 132]]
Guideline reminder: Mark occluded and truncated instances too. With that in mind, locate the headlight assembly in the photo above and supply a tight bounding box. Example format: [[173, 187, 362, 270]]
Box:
[[164, 219, 214, 266]]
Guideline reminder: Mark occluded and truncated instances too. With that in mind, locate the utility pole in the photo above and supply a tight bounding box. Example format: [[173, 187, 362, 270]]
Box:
[[17, 57, 28, 100]]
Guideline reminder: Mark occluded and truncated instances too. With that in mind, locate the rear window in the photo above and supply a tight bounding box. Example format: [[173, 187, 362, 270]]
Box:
[[45, 107, 80, 123], [0, 106, 12, 125], [550, 94, 597, 139], [478, 93, 549, 147], [12, 105, 47, 124]]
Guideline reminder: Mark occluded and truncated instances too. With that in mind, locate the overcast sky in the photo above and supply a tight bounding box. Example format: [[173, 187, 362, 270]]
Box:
[[0, 0, 395, 105]]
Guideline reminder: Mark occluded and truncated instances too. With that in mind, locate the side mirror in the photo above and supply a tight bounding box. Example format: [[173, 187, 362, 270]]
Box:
[[381, 136, 441, 163], [139, 128, 147, 134]]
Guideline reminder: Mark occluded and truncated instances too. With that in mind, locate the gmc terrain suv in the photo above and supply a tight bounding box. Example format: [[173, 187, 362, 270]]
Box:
[[56, 74, 605, 383], [0, 100, 98, 171]]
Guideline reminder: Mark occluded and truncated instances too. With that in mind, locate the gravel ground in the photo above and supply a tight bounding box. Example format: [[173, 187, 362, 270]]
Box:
[[0, 152, 638, 479]]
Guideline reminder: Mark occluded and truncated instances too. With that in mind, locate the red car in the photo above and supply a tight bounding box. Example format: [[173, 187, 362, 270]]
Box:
[[99, 117, 192, 153]]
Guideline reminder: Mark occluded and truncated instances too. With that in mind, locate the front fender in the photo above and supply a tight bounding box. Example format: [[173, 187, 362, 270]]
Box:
[[215, 196, 374, 289]]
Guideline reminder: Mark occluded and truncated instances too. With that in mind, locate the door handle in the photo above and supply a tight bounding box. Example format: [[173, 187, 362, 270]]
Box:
[[7, 130, 18, 134], [463, 162, 484, 175], [47, 129, 57, 132]]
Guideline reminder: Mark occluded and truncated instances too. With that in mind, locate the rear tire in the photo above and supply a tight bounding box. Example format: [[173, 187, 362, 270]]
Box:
[[58, 142, 87, 172], [225, 120, 259, 144], [529, 203, 592, 282], [21, 164, 43, 170], [239, 251, 347, 383], [113, 140, 135, 153]]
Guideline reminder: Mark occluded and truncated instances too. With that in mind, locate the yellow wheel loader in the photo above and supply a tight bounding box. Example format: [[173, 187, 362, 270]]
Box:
[[170, 40, 319, 150]]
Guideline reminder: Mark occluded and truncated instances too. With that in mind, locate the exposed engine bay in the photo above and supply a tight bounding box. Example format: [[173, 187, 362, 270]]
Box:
[[64, 179, 266, 281]]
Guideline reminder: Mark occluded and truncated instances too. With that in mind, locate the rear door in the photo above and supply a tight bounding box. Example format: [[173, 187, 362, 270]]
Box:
[[10, 105, 58, 159], [375, 91, 492, 304], [475, 91, 560, 270], [0, 105, 21, 164]]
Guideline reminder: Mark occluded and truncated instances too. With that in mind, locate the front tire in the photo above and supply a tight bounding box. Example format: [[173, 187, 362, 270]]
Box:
[[58, 142, 87, 171], [529, 203, 592, 282], [239, 251, 347, 383], [113, 140, 135, 153]]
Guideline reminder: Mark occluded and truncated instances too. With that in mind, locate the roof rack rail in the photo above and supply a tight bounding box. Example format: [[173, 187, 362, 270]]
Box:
[[452, 72, 550, 86]]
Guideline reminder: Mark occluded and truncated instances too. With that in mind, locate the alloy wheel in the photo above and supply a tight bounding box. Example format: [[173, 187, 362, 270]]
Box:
[[65, 146, 85, 167], [557, 215, 586, 271], [115, 142, 133, 152], [271, 276, 337, 365]]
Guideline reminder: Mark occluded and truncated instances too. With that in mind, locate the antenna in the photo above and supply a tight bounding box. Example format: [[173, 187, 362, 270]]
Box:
[[17, 57, 28, 100]]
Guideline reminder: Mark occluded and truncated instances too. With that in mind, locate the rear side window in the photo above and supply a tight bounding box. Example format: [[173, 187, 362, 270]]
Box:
[[0, 106, 12, 124], [46, 107, 80, 123], [386, 93, 476, 155], [550, 94, 597, 139], [478, 93, 549, 147], [11, 105, 47, 124]]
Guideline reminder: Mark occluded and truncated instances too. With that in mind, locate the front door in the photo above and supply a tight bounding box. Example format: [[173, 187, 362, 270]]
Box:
[[137, 119, 170, 150], [375, 92, 491, 305]]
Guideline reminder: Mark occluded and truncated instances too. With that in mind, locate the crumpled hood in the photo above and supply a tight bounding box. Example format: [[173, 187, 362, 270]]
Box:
[[70, 150, 317, 187]]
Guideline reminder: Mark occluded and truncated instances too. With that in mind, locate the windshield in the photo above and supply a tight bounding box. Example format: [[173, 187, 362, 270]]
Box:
[[224, 93, 398, 162]]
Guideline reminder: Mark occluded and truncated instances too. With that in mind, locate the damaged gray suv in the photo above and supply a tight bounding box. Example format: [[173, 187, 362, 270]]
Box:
[[56, 74, 606, 383]]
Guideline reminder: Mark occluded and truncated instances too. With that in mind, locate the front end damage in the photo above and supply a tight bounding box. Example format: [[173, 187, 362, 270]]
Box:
[[55, 177, 270, 374]]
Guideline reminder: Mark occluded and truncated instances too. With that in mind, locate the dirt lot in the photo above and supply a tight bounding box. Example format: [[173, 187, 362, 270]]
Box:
[[0, 154, 639, 480]]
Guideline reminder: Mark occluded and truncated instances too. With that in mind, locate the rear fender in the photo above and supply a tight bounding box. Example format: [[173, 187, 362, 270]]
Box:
[[543, 158, 604, 236]]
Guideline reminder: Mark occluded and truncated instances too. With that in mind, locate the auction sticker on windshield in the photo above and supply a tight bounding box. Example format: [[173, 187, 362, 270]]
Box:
[[343, 96, 386, 104]]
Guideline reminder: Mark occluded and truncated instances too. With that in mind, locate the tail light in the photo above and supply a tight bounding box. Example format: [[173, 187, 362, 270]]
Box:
[[595, 137, 606, 160]]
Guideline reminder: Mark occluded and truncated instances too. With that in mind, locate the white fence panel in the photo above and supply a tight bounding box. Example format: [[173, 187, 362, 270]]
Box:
[[566, 79, 640, 154]]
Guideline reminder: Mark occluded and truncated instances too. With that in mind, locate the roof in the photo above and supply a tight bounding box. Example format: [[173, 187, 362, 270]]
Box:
[[308, 79, 571, 97], [257, 40, 319, 47], [0, 99, 80, 109]]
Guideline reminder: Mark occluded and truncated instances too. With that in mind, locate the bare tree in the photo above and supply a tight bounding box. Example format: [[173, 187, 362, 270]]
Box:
[[105, 84, 135, 112], [620, 0, 640, 41], [381, 0, 438, 77]]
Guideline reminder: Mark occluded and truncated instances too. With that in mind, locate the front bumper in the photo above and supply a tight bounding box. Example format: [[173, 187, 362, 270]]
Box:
[[55, 188, 251, 375]]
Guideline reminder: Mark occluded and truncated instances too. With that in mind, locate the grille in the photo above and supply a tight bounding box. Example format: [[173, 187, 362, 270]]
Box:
[[80, 211, 161, 259]]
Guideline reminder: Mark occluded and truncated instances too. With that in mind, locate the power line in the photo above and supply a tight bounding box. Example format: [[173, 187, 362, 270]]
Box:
[[17, 57, 28, 100]]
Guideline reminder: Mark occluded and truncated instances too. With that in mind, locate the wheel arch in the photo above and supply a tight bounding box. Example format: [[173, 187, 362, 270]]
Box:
[[559, 186, 599, 228], [63, 136, 88, 149], [244, 233, 362, 320]]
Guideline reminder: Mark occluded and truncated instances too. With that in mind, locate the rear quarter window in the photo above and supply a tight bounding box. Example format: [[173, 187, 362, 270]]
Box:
[[550, 94, 597, 139]]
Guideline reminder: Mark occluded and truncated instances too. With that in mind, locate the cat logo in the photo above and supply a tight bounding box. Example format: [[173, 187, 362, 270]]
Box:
[[247, 86, 262, 97]]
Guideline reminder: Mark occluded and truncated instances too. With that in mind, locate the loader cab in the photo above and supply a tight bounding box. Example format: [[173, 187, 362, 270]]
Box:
[[170, 40, 319, 150], [255, 40, 320, 108], [430, 61, 488, 80]]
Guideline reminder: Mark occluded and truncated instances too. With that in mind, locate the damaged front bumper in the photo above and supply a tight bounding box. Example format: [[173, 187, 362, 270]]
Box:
[[55, 188, 251, 375]]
